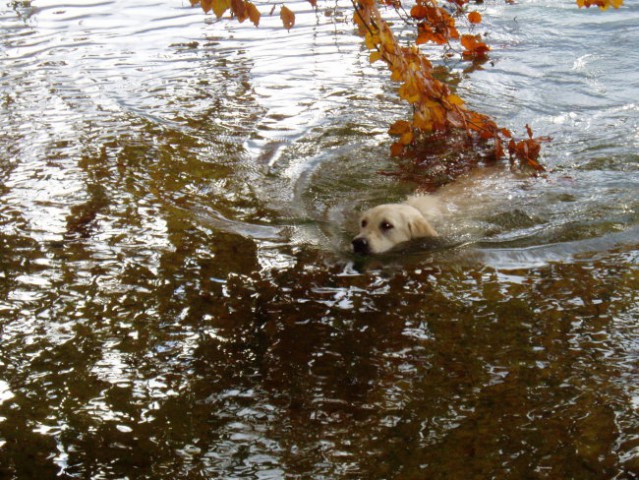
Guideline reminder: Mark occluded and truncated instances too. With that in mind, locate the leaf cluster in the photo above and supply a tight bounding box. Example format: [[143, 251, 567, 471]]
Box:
[[192, 0, 283, 28], [577, 0, 623, 9], [354, 0, 543, 171], [193, 0, 624, 180]]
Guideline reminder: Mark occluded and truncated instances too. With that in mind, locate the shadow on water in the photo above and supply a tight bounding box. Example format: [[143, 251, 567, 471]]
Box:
[[0, 0, 639, 478]]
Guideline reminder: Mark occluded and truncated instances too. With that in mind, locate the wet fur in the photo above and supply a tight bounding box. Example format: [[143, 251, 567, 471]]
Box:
[[352, 195, 441, 254]]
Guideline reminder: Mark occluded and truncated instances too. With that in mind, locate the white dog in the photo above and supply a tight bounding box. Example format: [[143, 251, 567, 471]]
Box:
[[352, 195, 441, 254], [351, 168, 529, 255]]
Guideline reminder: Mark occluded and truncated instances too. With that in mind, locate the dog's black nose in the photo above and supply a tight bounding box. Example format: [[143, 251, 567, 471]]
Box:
[[352, 237, 370, 254]]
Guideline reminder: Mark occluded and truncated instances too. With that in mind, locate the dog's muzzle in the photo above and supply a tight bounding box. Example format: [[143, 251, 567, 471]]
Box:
[[352, 237, 370, 254]]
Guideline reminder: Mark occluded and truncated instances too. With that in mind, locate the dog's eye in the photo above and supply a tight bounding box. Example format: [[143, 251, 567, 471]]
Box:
[[380, 221, 393, 231], [361, 219, 368, 228]]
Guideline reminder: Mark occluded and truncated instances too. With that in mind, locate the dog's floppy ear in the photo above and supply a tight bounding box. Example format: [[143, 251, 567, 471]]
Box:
[[408, 215, 438, 238]]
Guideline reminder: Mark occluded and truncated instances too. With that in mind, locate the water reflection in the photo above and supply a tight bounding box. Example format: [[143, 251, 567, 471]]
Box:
[[210, 253, 639, 478], [0, 0, 639, 478]]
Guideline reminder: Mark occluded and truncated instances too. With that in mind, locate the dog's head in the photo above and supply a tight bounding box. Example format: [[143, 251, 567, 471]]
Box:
[[352, 203, 438, 254]]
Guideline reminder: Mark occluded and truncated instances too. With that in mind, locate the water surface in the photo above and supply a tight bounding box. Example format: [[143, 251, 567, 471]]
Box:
[[0, 0, 638, 478]]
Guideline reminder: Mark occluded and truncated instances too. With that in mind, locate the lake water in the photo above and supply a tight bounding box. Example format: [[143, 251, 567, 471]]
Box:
[[1, 0, 638, 478]]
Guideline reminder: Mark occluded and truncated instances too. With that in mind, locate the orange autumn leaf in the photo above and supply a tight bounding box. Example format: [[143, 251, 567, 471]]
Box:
[[201, 0, 214, 13], [494, 136, 507, 159], [507, 125, 548, 171], [365, 32, 379, 50], [231, 0, 249, 22], [399, 130, 414, 145], [577, 0, 623, 9], [500, 127, 513, 139], [212, 0, 230, 18], [525, 123, 534, 139], [280, 5, 295, 30], [369, 51, 383, 63], [445, 94, 464, 107], [417, 23, 447, 45], [468, 11, 482, 24], [390, 141, 405, 157], [509, 138, 544, 170], [414, 111, 433, 132], [461, 34, 490, 59], [410, 4, 431, 19], [398, 83, 420, 104], [429, 104, 447, 129], [388, 120, 412, 136], [246, 1, 260, 26], [411, 4, 459, 45]]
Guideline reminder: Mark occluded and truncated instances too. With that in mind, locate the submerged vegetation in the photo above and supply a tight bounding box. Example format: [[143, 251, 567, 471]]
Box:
[[191, 0, 623, 184]]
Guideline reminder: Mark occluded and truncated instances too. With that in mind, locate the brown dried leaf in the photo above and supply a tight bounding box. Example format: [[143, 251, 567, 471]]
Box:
[[468, 11, 482, 24], [247, 1, 260, 26], [231, 0, 248, 22], [280, 5, 295, 30], [212, 0, 230, 18]]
